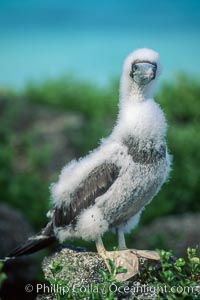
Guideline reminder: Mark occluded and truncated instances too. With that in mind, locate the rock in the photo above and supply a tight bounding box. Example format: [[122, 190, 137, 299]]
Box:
[[0, 203, 34, 257], [37, 248, 160, 300], [131, 213, 200, 257], [42, 248, 107, 286], [0, 204, 37, 299]]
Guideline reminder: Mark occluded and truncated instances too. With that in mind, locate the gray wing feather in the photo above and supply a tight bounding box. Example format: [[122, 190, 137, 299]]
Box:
[[53, 162, 120, 227]]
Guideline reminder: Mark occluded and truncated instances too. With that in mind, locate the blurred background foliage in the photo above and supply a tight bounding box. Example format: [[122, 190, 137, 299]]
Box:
[[0, 73, 199, 231]]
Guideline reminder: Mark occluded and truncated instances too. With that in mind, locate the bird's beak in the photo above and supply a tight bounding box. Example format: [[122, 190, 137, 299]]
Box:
[[130, 62, 157, 85]]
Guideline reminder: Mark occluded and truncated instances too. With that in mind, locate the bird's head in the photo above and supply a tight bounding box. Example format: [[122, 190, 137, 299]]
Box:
[[130, 60, 157, 85], [120, 48, 161, 101]]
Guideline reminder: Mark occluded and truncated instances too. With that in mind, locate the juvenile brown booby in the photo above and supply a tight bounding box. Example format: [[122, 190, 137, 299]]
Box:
[[6, 48, 171, 280]]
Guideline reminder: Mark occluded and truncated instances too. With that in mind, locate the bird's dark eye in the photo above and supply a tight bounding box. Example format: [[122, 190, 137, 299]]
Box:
[[152, 64, 157, 72], [132, 64, 138, 72]]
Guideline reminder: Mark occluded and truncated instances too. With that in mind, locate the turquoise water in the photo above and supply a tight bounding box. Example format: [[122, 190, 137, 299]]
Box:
[[0, 0, 200, 87]]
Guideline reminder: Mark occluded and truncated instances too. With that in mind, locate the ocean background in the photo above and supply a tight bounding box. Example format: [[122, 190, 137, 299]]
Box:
[[0, 0, 200, 88]]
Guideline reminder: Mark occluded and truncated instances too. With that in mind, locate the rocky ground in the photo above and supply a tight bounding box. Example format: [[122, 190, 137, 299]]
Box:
[[36, 248, 161, 300]]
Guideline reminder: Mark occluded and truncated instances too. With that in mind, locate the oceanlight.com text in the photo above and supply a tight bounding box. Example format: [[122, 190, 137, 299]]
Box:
[[25, 281, 200, 297]]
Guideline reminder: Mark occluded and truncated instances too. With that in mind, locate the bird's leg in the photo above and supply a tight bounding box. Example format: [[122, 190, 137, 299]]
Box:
[[96, 236, 117, 273], [117, 227, 159, 259], [117, 227, 127, 250], [95, 236, 106, 258], [117, 226, 160, 261], [96, 236, 120, 271]]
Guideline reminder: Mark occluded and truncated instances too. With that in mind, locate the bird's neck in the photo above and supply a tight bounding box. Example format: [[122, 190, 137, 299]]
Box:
[[112, 96, 167, 143], [120, 82, 147, 103], [120, 79, 154, 104]]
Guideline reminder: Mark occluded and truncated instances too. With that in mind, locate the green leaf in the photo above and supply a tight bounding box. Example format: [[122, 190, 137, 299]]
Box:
[[116, 267, 127, 274]]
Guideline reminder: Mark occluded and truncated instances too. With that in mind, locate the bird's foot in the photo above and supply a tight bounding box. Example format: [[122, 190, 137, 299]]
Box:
[[99, 249, 139, 281], [99, 249, 160, 282], [96, 238, 160, 281]]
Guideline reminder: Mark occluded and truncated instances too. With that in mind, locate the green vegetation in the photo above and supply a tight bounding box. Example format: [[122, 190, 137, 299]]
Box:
[[140, 247, 200, 299], [0, 74, 199, 231], [0, 263, 6, 289], [45, 248, 200, 299]]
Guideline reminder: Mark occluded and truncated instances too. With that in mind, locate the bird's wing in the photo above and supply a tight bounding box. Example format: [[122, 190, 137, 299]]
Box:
[[53, 162, 120, 227]]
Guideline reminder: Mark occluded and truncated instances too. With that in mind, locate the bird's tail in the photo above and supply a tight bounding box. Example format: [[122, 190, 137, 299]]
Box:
[[2, 222, 56, 262]]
